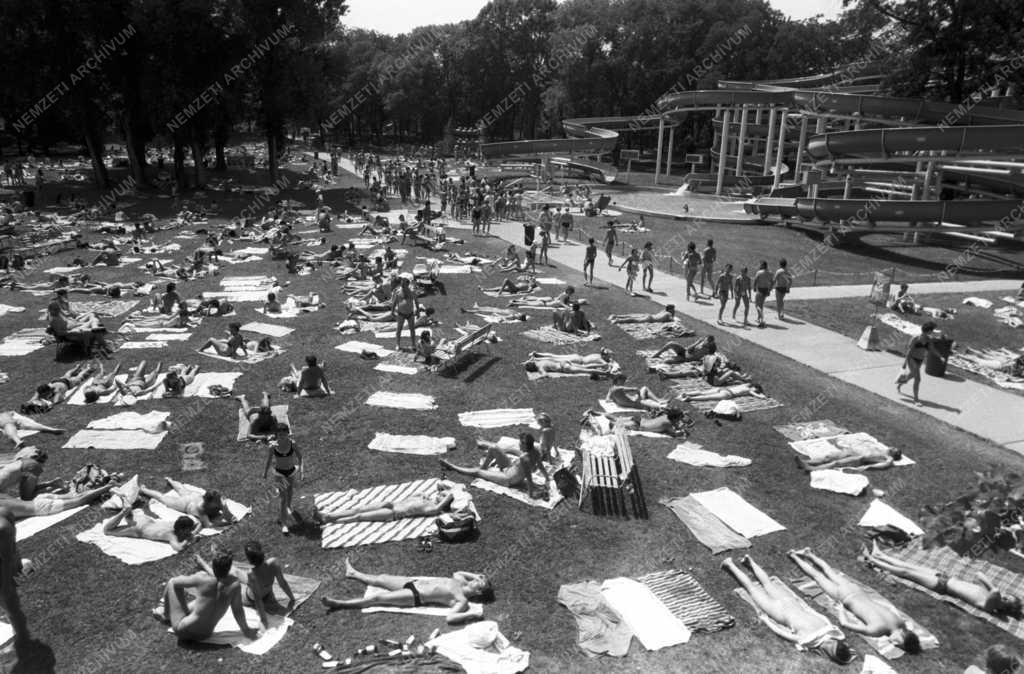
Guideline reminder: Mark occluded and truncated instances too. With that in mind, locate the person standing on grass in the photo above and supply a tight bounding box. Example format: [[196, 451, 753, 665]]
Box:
[[699, 239, 717, 295], [733, 266, 752, 325], [539, 227, 551, 266], [753, 261, 773, 328], [682, 242, 701, 301], [392, 274, 418, 352], [602, 223, 618, 265], [773, 258, 793, 320], [641, 242, 655, 292], [583, 238, 597, 286], [263, 425, 303, 533], [619, 248, 641, 295], [897, 321, 944, 406], [715, 264, 734, 324]]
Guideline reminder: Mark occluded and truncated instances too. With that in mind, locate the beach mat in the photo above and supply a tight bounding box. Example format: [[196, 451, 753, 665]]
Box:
[[368, 433, 455, 456], [689, 487, 785, 538], [688, 396, 784, 413], [236, 405, 290, 441], [660, 496, 751, 554], [314, 478, 443, 549], [636, 569, 734, 633]]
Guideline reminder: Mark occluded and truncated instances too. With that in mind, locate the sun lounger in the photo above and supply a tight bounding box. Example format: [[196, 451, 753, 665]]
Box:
[[579, 427, 648, 519], [434, 323, 492, 372]]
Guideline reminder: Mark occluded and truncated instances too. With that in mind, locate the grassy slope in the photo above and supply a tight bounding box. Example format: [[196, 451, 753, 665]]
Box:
[[0, 163, 1021, 673]]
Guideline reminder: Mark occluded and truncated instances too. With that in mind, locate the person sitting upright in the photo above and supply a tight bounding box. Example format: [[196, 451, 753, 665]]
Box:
[[240, 541, 295, 627], [199, 322, 247, 359], [440, 433, 549, 499], [552, 302, 591, 335], [278, 356, 331, 397], [160, 282, 183, 315], [264, 293, 282, 314]]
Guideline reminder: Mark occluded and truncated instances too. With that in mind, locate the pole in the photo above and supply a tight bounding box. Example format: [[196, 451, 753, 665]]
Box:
[[654, 117, 665, 185], [716, 109, 731, 196], [735, 105, 749, 177], [794, 115, 809, 182], [763, 107, 777, 176], [665, 126, 675, 178], [772, 109, 788, 192]]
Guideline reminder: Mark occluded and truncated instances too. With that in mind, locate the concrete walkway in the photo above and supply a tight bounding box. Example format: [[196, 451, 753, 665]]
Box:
[[487, 220, 1024, 453], [755, 278, 1024, 301]]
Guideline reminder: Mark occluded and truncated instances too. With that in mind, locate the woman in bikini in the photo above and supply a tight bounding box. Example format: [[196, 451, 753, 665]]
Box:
[[898, 321, 942, 406], [682, 242, 701, 301], [678, 382, 764, 402], [391, 274, 418, 351], [602, 224, 617, 266], [200, 322, 247, 359], [640, 241, 655, 292], [440, 434, 549, 499], [23, 364, 95, 413], [116, 360, 164, 400], [321, 558, 492, 625], [651, 336, 716, 363], [263, 425, 302, 532], [241, 541, 295, 627]]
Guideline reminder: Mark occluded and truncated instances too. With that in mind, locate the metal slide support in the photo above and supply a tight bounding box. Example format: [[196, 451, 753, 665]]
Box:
[[716, 109, 732, 196], [735, 105, 749, 176], [666, 126, 675, 177], [794, 115, 809, 182], [763, 107, 777, 175], [654, 117, 665, 185], [772, 109, 788, 191]]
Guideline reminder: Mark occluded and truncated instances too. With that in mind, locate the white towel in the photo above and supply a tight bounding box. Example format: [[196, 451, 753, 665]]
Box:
[[176, 607, 292, 655], [809, 469, 869, 496], [962, 297, 994, 309], [63, 429, 168, 450], [667, 442, 751, 467], [470, 478, 563, 510], [790, 433, 914, 466], [361, 586, 484, 617], [335, 340, 395, 357], [16, 506, 88, 542], [365, 391, 436, 410], [458, 408, 536, 429], [368, 433, 455, 455], [0, 304, 26, 316], [427, 622, 530, 674], [241, 322, 294, 338], [183, 371, 243, 397], [86, 410, 170, 432], [374, 363, 419, 375], [600, 577, 691, 650], [120, 341, 167, 349], [597, 399, 642, 415], [76, 516, 178, 564], [690, 487, 786, 538], [861, 654, 900, 674], [858, 499, 923, 537], [146, 333, 192, 341]]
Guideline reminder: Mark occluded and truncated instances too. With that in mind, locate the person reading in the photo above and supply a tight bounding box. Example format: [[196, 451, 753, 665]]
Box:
[[313, 483, 458, 525], [153, 551, 260, 642], [608, 305, 676, 324], [788, 548, 921, 654], [240, 541, 295, 627], [321, 558, 493, 625], [723, 555, 853, 664], [440, 434, 549, 499]]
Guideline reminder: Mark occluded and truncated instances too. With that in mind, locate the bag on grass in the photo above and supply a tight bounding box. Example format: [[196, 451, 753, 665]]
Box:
[[435, 510, 477, 543], [708, 400, 742, 421]]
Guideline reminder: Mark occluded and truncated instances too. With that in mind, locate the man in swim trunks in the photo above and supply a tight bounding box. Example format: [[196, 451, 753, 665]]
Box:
[[321, 557, 492, 625], [313, 483, 459, 525], [104, 504, 198, 551], [789, 548, 921, 653], [23, 363, 95, 412], [552, 302, 591, 335], [0, 412, 64, 449], [153, 550, 259, 642], [236, 391, 279, 440], [240, 541, 295, 627], [723, 555, 853, 664], [278, 356, 332, 397], [608, 305, 676, 324]]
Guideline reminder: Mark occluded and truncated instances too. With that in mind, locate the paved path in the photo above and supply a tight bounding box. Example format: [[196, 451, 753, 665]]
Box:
[[487, 220, 1024, 453]]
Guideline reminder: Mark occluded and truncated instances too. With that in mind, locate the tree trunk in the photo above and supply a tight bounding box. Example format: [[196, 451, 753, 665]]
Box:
[[214, 138, 226, 172], [266, 130, 279, 183], [173, 139, 186, 190], [123, 115, 149, 187], [80, 102, 110, 190], [189, 139, 204, 188]]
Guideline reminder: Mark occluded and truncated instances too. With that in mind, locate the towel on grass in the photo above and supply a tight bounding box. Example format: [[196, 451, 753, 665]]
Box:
[[202, 290, 272, 303], [0, 328, 49, 357], [522, 326, 601, 345], [597, 399, 644, 416], [688, 396, 784, 413], [774, 420, 850, 442], [335, 340, 395, 358], [470, 476, 563, 510], [0, 304, 25, 316], [667, 442, 750, 467], [790, 433, 915, 467], [77, 511, 179, 564], [183, 372, 243, 397], [427, 621, 529, 674], [857, 500, 923, 537], [872, 539, 1024, 641], [735, 577, 842, 653], [87, 410, 170, 432], [240, 322, 294, 338], [526, 360, 621, 381], [198, 345, 282, 365], [636, 569, 734, 632], [557, 581, 634, 657], [458, 408, 536, 429], [660, 496, 751, 554], [376, 349, 425, 375], [146, 333, 192, 341], [368, 433, 455, 455], [64, 429, 167, 450], [615, 321, 695, 341], [254, 306, 319, 318], [176, 607, 292, 655], [600, 578, 691, 651], [361, 585, 484, 617], [120, 340, 167, 349], [365, 391, 437, 410], [670, 379, 714, 395], [863, 654, 900, 673], [374, 363, 420, 375], [16, 506, 89, 542], [810, 469, 869, 496], [68, 298, 139, 317], [792, 573, 938, 659], [962, 297, 994, 309], [878, 313, 921, 337], [231, 561, 320, 611], [236, 405, 290, 441], [690, 487, 785, 538]]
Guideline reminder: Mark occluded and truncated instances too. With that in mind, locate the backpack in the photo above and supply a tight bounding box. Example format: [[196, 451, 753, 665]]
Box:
[[435, 510, 477, 543]]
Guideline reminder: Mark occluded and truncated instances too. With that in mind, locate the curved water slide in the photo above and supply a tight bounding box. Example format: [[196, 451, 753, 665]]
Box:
[[479, 116, 646, 183]]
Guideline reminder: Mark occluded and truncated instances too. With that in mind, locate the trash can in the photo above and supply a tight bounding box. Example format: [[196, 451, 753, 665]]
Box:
[[22, 190, 34, 208], [925, 334, 954, 377]]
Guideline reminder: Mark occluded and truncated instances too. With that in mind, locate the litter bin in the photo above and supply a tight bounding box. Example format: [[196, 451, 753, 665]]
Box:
[[925, 334, 953, 377], [22, 190, 34, 208]]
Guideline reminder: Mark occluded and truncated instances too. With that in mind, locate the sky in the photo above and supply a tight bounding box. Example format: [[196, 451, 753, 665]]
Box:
[[342, 0, 845, 35]]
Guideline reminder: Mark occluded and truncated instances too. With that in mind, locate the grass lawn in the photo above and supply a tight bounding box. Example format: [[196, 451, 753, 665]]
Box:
[[1, 160, 1023, 673]]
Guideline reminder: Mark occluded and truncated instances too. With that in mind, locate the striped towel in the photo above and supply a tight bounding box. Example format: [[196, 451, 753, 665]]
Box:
[[636, 570, 734, 633], [368, 433, 455, 456], [458, 408, 536, 428], [315, 478, 442, 549], [522, 326, 601, 345], [365, 391, 437, 410], [688, 396, 783, 413]]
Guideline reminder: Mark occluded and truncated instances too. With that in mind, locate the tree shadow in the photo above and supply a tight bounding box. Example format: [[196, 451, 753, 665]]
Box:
[[9, 638, 56, 674]]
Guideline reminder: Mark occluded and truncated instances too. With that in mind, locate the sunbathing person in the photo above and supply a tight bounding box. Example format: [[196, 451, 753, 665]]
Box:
[[236, 391, 279, 439], [788, 549, 921, 654], [508, 285, 582, 307], [81, 362, 123, 402], [139, 477, 235, 529], [481, 275, 537, 295], [440, 433, 549, 499], [0, 447, 66, 498], [240, 541, 295, 627], [552, 302, 592, 335], [199, 322, 248, 359], [651, 336, 717, 363], [865, 543, 1022, 617], [347, 305, 395, 322], [162, 364, 200, 398], [580, 407, 693, 437], [488, 245, 521, 271], [958, 347, 1024, 376], [528, 349, 614, 366], [524, 356, 619, 377], [321, 558, 493, 625], [608, 305, 676, 324], [278, 356, 332, 397], [723, 555, 853, 664], [460, 304, 527, 322], [606, 385, 671, 411], [703, 354, 751, 387], [0, 412, 64, 449], [264, 292, 283, 314], [0, 480, 115, 519], [679, 382, 765, 403], [313, 483, 458, 525], [46, 301, 103, 354], [23, 364, 95, 413], [103, 503, 198, 552], [797, 444, 903, 472], [153, 550, 259, 642], [116, 360, 164, 398]]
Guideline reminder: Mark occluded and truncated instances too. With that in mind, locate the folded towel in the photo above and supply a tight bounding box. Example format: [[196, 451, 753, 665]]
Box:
[[600, 578, 691, 651], [810, 469, 869, 496], [660, 496, 751, 554], [636, 569, 735, 632], [368, 433, 455, 455], [667, 442, 750, 467], [63, 429, 168, 450], [240, 322, 294, 338], [690, 488, 786, 538], [773, 419, 850, 442], [361, 585, 484, 617], [236, 405, 290, 441], [16, 506, 89, 542], [458, 408, 536, 428], [858, 499, 923, 537], [365, 391, 437, 410]]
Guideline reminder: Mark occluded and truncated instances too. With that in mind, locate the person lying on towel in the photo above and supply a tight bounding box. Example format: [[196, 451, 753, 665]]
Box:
[[278, 356, 332, 397], [552, 302, 592, 336], [162, 364, 201, 398], [480, 274, 536, 296], [677, 382, 766, 403], [797, 443, 902, 473], [321, 557, 493, 625], [459, 304, 527, 322], [313, 482, 462, 525], [865, 542, 1023, 618], [723, 555, 854, 664], [650, 336, 716, 363], [152, 550, 260, 642], [22, 363, 95, 413], [508, 285, 584, 308], [104, 505, 198, 551], [241, 541, 295, 627], [0, 411, 64, 449], [237, 391, 280, 440], [606, 385, 671, 412], [115, 360, 165, 400], [789, 549, 921, 654], [524, 349, 620, 377], [138, 477, 236, 529], [581, 407, 693, 438], [0, 447, 116, 517], [608, 305, 676, 324], [441, 433, 550, 500]]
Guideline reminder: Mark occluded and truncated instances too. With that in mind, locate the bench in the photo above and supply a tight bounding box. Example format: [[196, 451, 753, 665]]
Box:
[[433, 322, 493, 373], [578, 426, 649, 519]]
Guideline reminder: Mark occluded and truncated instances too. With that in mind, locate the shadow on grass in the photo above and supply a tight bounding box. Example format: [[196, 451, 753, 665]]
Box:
[[9, 639, 56, 674], [462, 356, 502, 384]]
